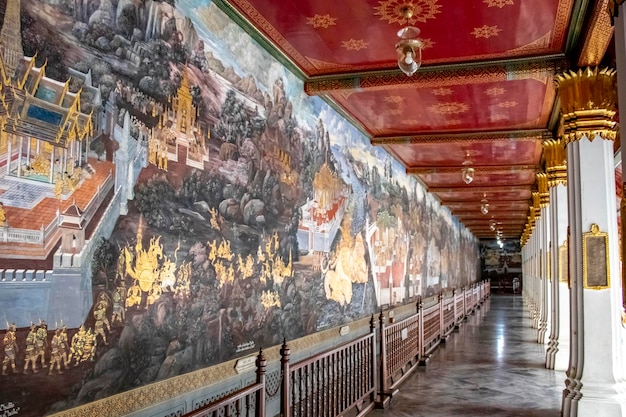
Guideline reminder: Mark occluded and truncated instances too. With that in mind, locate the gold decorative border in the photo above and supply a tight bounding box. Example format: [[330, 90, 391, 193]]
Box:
[[582, 223, 610, 290]]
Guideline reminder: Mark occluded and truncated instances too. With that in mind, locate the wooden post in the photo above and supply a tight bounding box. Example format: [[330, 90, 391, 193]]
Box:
[[376, 311, 389, 407], [280, 340, 290, 417], [370, 314, 377, 404], [438, 292, 444, 341], [418, 297, 427, 365], [256, 348, 266, 417]]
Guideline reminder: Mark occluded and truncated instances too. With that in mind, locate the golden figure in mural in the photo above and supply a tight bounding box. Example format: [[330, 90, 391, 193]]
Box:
[[209, 207, 220, 230], [126, 280, 142, 309], [69, 326, 96, 366], [32, 154, 50, 176], [146, 280, 163, 307], [2, 323, 17, 375], [54, 173, 64, 199], [0, 202, 5, 226], [124, 233, 164, 293]]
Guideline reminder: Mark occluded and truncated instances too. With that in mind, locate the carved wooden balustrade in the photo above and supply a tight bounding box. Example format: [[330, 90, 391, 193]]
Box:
[[377, 306, 420, 405], [280, 318, 377, 417], [182, 350, 266, 417], [179, 282, 490, 416]]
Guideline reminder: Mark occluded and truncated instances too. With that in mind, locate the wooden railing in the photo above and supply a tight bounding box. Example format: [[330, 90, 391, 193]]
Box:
[[178, 282, 490, 417], [182, 350, 266, 417], [281, 320, 376, 417]]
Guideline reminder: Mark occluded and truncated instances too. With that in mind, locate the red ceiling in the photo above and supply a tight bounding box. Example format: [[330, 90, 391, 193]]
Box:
[[219, 0, 609, 239]]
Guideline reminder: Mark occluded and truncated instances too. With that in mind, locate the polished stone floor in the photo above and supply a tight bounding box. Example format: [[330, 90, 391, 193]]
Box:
[[369, 295, 563, 417]]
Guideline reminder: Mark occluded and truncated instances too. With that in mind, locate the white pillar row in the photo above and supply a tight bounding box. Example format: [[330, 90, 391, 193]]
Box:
[[557, 68, 626, 417], [532, 201, 542, 330], [544, 139, 570, 371], [537, 176, 551, 345], [614, 0, 626, 334]]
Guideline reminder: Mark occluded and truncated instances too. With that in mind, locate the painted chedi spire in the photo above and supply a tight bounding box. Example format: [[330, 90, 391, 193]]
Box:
[[0, 0, 24, 78]]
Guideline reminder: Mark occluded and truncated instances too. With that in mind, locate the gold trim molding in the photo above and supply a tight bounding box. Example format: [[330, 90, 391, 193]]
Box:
[[543, 139, 567, 187], [555, 68, 617, 144], [536, 172, 549, 207]]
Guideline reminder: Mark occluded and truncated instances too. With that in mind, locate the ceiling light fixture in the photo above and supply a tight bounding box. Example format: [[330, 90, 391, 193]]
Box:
[[396, 6, 424, 76], [480, 194, 489, 215]]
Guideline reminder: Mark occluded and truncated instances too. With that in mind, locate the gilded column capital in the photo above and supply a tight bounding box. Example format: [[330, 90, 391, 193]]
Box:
[[555, 67, 617, 144], [609, 0, 626, 25], [543, 139, 567, 187], [536, 172, 549, 207]]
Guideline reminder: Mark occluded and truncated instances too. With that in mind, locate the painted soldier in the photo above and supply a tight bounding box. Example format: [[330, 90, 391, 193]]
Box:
[[48, 328, 63, 375], [23, 323, 38, 373], [59, 325, 69, 369], [2, 323, 17, 375], [35, 320, 48, 369], [111, 285, 126, 325], [93, 300, 110, 346], [69, 325, 86, 366]]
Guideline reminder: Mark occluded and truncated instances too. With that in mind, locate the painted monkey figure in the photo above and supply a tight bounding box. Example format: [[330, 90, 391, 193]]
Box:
[[2, 323, 18, 375], [126, 280, 142, 309], [58, 325, 69, 369]]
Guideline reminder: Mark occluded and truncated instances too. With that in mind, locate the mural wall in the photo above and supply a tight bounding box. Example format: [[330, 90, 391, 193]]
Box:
[[0, 0, 480, 415]]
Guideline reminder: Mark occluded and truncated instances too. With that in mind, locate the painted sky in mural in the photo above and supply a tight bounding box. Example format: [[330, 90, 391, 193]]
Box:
[[0, 1, 479, 415]]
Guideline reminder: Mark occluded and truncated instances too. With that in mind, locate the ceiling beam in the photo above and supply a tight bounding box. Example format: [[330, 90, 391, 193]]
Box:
[[304, 57, 567, 95], [428, 185, 532, 193], [371, 129, 551, 145], [407, 165, 540, 174]]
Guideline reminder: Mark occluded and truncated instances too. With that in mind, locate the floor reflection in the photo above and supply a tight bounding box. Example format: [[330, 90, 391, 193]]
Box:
[[368, 295, 562, 417]]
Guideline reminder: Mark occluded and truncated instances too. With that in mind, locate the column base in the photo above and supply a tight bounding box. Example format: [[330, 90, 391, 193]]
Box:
[[564, 381, 626, 417]]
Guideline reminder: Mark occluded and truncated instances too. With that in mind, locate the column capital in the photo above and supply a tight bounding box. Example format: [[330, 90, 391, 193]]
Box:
[[536, 172, 549, 207], [543, 139, 567, 187], [555, 67, 617, 144]]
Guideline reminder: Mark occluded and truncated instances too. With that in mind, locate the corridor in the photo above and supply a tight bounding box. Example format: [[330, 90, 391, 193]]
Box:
[[369, 295, 562, 417]]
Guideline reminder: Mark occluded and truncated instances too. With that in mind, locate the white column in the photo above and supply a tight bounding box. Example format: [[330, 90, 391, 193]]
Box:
[[5, 138, 11, 175], [537, 195, 551, 345], [543, 138, 571, 372]]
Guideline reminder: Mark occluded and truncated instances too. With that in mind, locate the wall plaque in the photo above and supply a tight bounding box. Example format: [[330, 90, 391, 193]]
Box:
[[558, 241, 568, 283], [583, 223, 610, 290]]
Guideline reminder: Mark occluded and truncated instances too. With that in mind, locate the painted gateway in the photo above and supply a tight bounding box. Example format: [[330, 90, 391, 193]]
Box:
[[0, 0, 480, 415]]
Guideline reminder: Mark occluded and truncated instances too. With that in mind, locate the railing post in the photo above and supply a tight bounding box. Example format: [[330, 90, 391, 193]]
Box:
[[436, 292, 443, 343], [280, 340, 290, 417], [256, 348, 266, 417], [370, 314, 377, 405], [376, 311, 389, 407], [418, 297, 426, 365], [461, 287, 466, 318]]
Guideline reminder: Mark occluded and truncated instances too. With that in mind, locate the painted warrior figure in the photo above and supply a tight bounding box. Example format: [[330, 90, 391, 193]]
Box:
[[69, 326, 86, 366], [112, 285, 126, 325], [35, 321, 48, 369], [93, 300, 110, 346], [2, 323, 17, 375], [58, 325, 69, 369], [48, 328, 64, 375], [23, 323, 38, 373]]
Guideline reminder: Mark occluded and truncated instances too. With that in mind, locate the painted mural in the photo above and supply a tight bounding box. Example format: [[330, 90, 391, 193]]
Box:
[[0, 0, 480, 415]]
